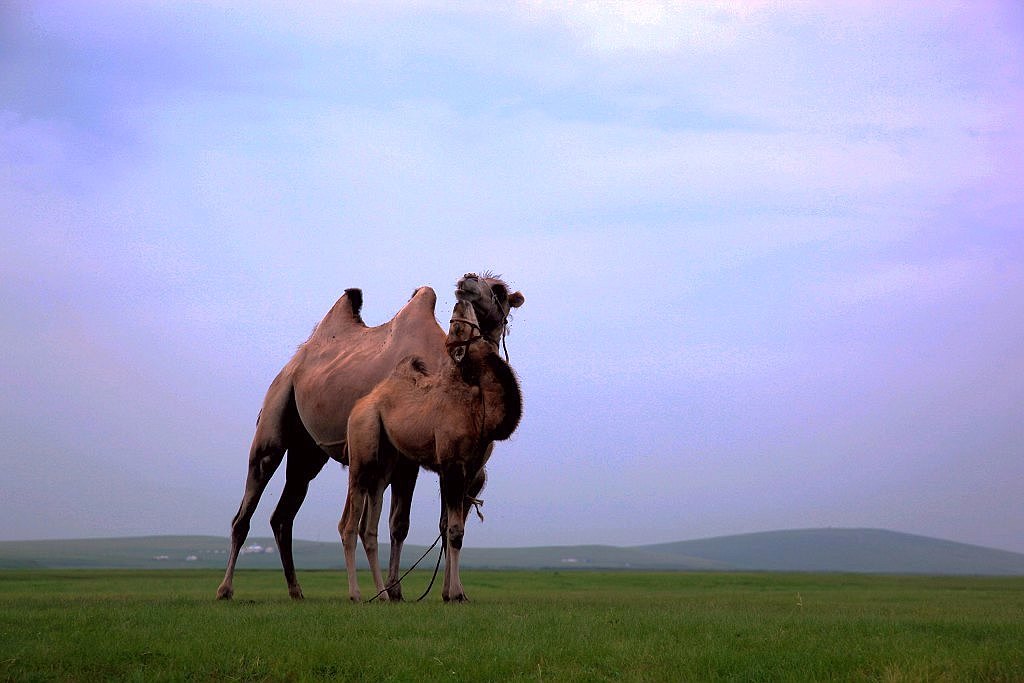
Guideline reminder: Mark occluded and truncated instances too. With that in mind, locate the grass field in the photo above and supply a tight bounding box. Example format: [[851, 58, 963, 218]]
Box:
[[1, 569, 1022, 681]]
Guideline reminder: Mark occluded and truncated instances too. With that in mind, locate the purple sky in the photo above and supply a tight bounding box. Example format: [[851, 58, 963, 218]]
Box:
[[2, 2, 1023, 552]]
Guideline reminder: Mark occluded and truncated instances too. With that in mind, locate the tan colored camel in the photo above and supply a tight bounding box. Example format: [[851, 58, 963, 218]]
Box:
[[217, 274, 524, 600], [341, 297, 522, 602]]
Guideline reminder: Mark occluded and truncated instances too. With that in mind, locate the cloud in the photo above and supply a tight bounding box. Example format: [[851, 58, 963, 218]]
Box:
[[819, 250, 1023, 312], [518, 1, 774, 55], [828, 259, 973, 308]]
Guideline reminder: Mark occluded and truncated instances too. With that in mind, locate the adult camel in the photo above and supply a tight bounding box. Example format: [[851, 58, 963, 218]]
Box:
[[217, 274, 524, 600], [342, 296, 522, 602]]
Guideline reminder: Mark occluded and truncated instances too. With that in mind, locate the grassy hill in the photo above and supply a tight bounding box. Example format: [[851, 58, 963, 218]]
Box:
[[1, 528, 1023, 575], [637, 528, 1024, 575]]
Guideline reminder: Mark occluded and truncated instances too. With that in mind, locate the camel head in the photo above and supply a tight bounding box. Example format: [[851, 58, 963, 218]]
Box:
[[455, 273, 524, 346]]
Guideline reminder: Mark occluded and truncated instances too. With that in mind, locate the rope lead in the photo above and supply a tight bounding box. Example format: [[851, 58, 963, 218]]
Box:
[[367, 533, 445, 603]]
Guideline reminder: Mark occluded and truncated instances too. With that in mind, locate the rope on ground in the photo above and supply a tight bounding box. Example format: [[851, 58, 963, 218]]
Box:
[[367, 533, 444, 603]]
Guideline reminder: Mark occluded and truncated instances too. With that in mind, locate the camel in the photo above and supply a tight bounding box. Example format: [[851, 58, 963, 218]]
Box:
[[217, 274, 524, 600], [341, 296, 522, 602]]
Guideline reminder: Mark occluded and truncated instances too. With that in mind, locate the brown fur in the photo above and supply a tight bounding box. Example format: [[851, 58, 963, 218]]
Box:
[[341, 299, 522, 602], [217, 275, 523, 601]]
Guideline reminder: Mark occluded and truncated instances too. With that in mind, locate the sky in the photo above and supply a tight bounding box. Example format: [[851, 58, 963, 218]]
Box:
[[2, 1, 1023, 554]]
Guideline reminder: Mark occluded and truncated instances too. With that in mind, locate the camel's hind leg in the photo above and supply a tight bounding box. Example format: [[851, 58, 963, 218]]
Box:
[[339, 487, 367, 603], [216, 405, 288, 600], [360, 477, 390, 600], [340, 403, 383, 603], [212, 370, 301, 602], [385, 457, 420, 601]]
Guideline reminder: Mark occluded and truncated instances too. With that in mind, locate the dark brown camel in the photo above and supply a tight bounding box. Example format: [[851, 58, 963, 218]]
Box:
[[217, 274, 523, 600], [341, 297, 522, 602]]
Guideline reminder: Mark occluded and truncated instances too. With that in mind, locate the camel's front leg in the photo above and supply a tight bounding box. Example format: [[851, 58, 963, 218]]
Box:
[[439, 470, 468, 603], [271, 440, 328, 600], [386, 457, 419, 601]]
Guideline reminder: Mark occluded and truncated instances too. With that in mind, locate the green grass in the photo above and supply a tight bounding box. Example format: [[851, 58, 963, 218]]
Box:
[[1, 570, 1022, 681]]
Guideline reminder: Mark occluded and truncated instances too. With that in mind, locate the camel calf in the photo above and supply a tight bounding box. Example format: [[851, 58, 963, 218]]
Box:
[[340, 298, 522, 602]]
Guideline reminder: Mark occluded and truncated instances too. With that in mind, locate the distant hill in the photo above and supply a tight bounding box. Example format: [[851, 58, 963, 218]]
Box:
[[636, 528, 1024, 575], [1, 529, 1022, 575]]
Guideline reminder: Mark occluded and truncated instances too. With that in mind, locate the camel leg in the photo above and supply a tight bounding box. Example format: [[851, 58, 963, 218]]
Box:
[[270, 440, 328, 600], [341, 404, 383, 603], [217, 439, 285, 600], [439, 469, 468, 603], [437, 462, 486, 599], [360, 478, 390, 600], [339, 486, 366, 603], [217, 370, 302, 601], [385, 457, 420, 601]]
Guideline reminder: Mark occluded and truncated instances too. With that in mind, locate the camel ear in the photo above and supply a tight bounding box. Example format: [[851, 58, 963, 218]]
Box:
[[508, 291, 525, 308]]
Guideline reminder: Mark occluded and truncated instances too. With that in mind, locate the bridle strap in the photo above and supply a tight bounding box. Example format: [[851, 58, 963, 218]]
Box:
[[446, 335, 482, 351], [449, 316, 482, 334], [447, 317, 484, 352], [498, 313, 510, 363], [448, 307, 511, 362]]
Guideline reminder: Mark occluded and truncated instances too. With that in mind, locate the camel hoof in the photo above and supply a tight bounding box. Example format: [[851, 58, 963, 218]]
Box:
[[443, 593, 469, 603], [349, 594, 361, 604], [288, 586, 305, 600], [216, 585, 234, 601], [386, 586, 404, 602]]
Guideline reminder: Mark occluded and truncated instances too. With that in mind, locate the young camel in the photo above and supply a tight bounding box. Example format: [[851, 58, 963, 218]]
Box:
[[341, 298, 522, 602]]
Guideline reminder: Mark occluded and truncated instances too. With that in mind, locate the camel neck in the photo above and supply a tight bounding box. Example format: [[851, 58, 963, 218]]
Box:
[[475, 352, 522, 442]]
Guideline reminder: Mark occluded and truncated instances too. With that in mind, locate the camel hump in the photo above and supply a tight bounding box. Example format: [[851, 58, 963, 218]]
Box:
[[388, 286, 436, 330], [402, 286, 437, 315], [308, 288, 366, 341]]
